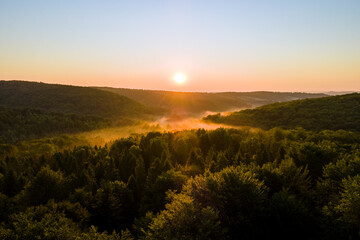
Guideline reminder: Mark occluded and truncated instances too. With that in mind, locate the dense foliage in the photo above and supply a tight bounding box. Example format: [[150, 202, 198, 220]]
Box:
[[204, 93, 360, 132], [0, 107, 110, 143], [1, 128, 360, 239], [0, 81, 162, 119]]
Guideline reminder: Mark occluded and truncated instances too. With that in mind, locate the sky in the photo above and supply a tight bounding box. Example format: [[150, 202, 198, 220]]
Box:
[[0, 0, 359, 92]]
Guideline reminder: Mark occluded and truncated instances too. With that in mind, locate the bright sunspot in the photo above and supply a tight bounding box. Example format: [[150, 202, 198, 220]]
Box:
[[173, 73, 186, 84]]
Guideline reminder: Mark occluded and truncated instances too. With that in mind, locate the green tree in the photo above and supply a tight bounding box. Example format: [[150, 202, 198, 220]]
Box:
[[146, 193, 225, 240], [90, 180, 135, 232], [335, 175, 360, 229], [0, 205, 82, 239], [184, 167, 267, 239], [20, 166, 67, 206], [140, 170, 187, 214]]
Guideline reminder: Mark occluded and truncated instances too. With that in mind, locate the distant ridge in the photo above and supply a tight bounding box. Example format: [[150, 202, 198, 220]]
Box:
[[97, 87, 326, 115], [204, 93, 360, 132]]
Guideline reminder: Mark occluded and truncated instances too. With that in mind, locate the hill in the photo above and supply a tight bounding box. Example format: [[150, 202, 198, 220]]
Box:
[[204, 93, 360, 132], [96, 87, 251, 115], [0, 106, 111, 143], [97, 87, 326, 115], [0, 81, 162, 119], [216, 91, 327, 107]]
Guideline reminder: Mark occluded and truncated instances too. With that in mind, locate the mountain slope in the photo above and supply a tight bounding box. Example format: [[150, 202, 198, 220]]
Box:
[[0, 81, 161, 119], [97, 87, 326, 115], [204, 93, 360, 132]]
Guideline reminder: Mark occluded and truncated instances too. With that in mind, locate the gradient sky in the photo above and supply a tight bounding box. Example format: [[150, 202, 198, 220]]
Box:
[[1, 0, 359, 92]]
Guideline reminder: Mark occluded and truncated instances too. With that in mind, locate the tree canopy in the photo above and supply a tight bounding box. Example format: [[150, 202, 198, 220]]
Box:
[[0, 128, 359, 239]]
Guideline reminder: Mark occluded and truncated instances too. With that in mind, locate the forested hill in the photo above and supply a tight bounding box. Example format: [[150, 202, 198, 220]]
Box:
[[0, 81, 162, 119], [97, 87, 252, 114], [204, 93, 360, 132], [0, 107, 111, 143], [97, 87, 326, 115]]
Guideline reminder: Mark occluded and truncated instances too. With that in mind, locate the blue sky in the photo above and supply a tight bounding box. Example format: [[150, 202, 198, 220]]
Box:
[[1, 0, 359, 91]]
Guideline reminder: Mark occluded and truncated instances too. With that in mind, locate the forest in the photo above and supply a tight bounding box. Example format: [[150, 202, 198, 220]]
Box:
[[1, 128, 360, 239], [0, 81, 359, 239]]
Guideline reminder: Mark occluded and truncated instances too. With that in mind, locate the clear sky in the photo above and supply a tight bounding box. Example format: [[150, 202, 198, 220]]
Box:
[[1, 0, 359, 92]]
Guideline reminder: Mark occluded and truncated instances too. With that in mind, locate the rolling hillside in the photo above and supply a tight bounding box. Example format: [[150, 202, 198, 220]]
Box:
[[204, 93, 360, 132], [97, 87, 326, 115], [0, 106, 110, 143], [0, 81, 162, 119], [97, 87, 251, 114]]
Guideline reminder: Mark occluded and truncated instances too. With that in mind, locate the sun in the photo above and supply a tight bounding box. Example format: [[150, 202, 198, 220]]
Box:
[[173, 73, 186, 84]]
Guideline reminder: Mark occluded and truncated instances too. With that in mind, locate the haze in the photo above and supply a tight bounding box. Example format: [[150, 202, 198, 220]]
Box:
[[1, 0, 359, 92]]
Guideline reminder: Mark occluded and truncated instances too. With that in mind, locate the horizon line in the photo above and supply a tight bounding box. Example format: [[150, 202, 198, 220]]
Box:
[[1, 79, 359, 94]]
